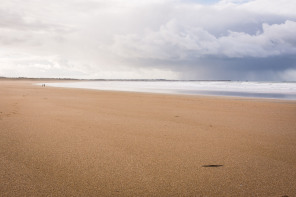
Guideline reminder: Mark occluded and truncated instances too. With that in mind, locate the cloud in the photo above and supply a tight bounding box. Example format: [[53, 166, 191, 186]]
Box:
[[280, 69, 296, 81], [112, 20, 296, 59], [0, 0, 296, 80]]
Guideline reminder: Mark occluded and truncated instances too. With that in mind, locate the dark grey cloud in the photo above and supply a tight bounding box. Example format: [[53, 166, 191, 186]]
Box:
[[177, 55, 296, 80]]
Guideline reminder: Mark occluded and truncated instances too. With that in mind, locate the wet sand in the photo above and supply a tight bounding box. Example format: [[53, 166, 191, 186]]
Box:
[[1, 79, 296, 196]]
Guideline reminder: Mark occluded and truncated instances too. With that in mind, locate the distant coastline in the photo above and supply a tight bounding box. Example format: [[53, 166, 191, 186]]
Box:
[[1, 76, 295, 83]]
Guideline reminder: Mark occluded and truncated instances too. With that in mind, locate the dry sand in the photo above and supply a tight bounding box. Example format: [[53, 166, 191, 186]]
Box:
[[1, 79, 296, 196]]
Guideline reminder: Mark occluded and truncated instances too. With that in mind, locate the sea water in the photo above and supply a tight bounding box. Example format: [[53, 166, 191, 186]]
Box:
[[42, 81, 296, 100]]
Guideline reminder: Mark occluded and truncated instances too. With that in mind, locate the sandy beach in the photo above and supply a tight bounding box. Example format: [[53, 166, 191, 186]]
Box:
[[1, 79, 296, 196]]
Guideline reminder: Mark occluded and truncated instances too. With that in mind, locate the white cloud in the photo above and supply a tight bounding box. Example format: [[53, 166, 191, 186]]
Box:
[[112, 20, 296, 59], [218, 20, 296, 57], [0, 0, 296, 80], [239, 0, 296, 16]]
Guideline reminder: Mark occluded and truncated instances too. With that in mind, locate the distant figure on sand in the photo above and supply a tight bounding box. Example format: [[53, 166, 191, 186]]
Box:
[[42, 84, 46, 87]]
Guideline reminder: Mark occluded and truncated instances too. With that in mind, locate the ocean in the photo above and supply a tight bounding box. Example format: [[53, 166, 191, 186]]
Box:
[[42, 81, 296, 100]]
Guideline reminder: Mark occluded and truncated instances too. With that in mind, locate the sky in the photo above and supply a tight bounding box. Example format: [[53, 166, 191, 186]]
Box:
[[0, 0, 296, 80]]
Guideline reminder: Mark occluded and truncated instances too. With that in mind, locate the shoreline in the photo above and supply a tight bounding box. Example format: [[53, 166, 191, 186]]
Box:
[[39, 80, 296, 101], [1, 79, 296, 196], [44, 84, 296, 103]]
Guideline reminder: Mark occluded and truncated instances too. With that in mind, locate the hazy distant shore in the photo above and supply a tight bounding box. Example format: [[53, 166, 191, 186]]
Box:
[[1, 76, 296, 82], [1, 80, 296, 196]]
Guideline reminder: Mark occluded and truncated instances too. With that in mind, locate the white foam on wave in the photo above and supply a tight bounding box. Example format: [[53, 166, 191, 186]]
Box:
[[41, 81, 296, 99], [44, 81, 296, 93]]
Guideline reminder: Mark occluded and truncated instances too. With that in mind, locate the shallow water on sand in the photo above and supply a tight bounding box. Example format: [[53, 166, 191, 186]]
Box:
[[42, 81, 296, 100]]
